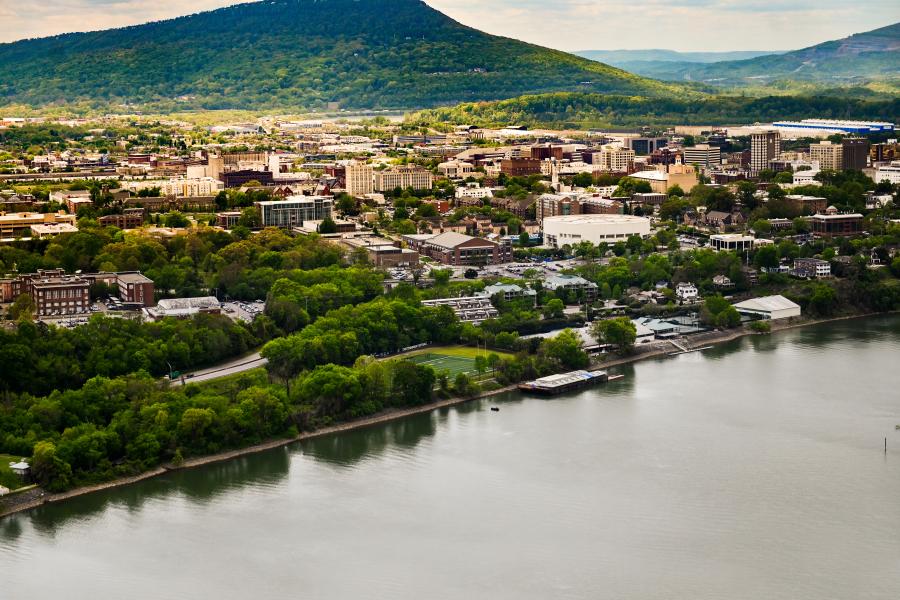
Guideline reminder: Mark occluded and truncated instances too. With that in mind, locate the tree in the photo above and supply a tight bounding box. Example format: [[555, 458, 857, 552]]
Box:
[[701, 295, 741, 328], [753, 245, 779, 270], [591, 317, 636, 351], [9, 293, 35, 322], [164, 212, 189, 228], [317, 217, 338, 234], [543, 298, 565, 319], [541, 329, 589, 369], [431, 268, 452, 286], [518, 231, 530, 247], [31, 440, 73, 492]]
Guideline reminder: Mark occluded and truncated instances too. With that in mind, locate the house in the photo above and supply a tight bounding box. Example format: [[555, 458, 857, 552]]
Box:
[[733, 295, 801, 320], [675, 282, 699, 303], [9, 461, 30, 477], [712, 275, 734, 290], [793, 258, 831, 279], [631, 320, 657, 345]]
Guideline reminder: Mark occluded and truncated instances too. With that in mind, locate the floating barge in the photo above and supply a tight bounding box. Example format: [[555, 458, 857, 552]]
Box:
[[518, 370, 618, 396]]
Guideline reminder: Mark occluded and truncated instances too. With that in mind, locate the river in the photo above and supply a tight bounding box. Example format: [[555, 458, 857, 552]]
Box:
[[2, 316, 899, 599]]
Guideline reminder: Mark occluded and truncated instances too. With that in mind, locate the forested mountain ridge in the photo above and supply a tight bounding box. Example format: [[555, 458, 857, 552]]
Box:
[[0, 0, 691, 112], [629, 22, 900, 86]]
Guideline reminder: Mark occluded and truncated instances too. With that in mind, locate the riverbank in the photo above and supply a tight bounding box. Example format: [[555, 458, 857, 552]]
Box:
[[2, 310, 894, 520]]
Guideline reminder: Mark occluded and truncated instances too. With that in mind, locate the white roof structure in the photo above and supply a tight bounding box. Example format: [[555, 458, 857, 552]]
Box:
[[733, 295, 801, 320]]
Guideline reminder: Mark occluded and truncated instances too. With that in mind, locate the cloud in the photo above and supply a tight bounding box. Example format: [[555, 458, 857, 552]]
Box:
[[0, 0, 897, 51]]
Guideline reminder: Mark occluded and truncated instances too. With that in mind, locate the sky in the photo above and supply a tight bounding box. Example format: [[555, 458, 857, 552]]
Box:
[[0, 0, 897, 51]]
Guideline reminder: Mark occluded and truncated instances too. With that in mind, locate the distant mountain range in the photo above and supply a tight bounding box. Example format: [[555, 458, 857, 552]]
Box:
[[0, 0, 687, 112], [580, 23, 900, 87]]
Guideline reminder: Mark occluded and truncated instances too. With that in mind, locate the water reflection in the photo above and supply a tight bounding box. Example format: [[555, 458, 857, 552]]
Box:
[[302, 412, 438, 465]]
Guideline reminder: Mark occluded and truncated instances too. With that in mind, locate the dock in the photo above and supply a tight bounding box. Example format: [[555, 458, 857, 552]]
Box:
[[518, 370, 616, 395]]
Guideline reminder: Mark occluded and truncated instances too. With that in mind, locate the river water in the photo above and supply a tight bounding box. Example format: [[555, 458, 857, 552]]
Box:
[[2, 316, 899, 599]]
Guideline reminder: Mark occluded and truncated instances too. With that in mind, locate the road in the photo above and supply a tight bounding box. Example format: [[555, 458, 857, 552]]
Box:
[[171, 351, 267, 386]]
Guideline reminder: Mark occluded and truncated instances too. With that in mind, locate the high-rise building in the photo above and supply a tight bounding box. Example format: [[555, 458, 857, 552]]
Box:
[[682, 144, 722, 169], [750, 131, 781, 173], [345, 161, 374, 197], [841, 137, 870, 171], [597, 146, 635, 172], [809, 141, 843, 171]]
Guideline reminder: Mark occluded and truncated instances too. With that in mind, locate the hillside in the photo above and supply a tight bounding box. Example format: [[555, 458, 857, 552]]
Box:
[[636, 23, 900, 86], [0, 0, 689, 112], [407, 92, 900, 130], [574, 50, 776, 80]]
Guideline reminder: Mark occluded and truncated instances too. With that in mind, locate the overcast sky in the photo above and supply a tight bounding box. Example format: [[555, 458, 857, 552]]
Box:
[[0, 0, 897, 51]]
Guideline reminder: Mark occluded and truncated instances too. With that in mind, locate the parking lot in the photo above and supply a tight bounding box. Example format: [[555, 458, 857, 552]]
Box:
[[222, 300, 265, 322]]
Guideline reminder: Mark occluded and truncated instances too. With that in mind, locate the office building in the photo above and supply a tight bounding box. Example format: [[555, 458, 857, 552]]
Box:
[[374, 165, 434, 191], [809, 141, 843, 171], [751, 131, 781, 173], [809, 213, 864, 237], [0, 212, 77, 241], [841, 137, 869, 171], [30, 275, 91, 317], [874, 162, 900, 185], [256, 196, 333, 229], [626, 137, 668, 155], [402, 232, 512, 266], [709, 234, 755, 252], [345, 161, 374, 197], [682, 144, 722, 169], [537, 194, 582, 224], [116, 272, 156, 307], [597, 146, 635, 172], [499, 158, 542, 177]]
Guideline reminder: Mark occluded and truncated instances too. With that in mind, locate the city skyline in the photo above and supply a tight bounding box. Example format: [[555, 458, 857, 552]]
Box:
[[0, 0, 897, 52]]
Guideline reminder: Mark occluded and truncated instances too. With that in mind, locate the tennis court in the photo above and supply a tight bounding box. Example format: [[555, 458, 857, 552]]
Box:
[[407, 352, 478, 377]]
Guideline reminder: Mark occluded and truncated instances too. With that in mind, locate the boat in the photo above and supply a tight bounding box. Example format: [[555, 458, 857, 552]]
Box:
[[517, 370, 611, 396], [490, 407, 500, 412]]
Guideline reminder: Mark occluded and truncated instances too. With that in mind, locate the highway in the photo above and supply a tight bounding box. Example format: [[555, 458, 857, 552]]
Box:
[[170, 351, 267, 386]]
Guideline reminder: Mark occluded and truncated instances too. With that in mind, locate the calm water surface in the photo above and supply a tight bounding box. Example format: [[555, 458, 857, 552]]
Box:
[[2, 316, 900, 599]]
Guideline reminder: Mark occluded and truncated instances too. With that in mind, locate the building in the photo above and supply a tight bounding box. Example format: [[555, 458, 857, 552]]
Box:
[[222, 170, 274, 189], [597, 146, 635, 172], [499, 158, 542, 177], [675, 282, 699, 302], [127, 177, 224, 197], [792, 170, 821, 186], [809, 213, 863, 237], [342, 236, 419, 268], [628, 162, 699, 194], [145, 297, 221, 320], [771, 119, 894, 135], [437, 160, 474, 179], [874, 162, 900, 185], [682, 144, 722, 169], [345, 161, 374, 197], [733, 295, 801, 320], [809, 141, 843, 171], [480, 283, 537, 305], [30, 274, 91, 317], [216, 211, 243, 229], [374, 165, 434, 191], [456, 184, 493, 202], [420, 296, 498, 325], [751, 131, 781, 173], [709, 233, 755, 252], [626, 137, 668, 155], [256, 196, 333, 229], [0, 212, 77, 241], [116, 272, 156, 307], [793, 258, 831, 279], [403, 232, 511, 266], [542, 214, 652, 248], [537, 193, 582, 224], [842, 137, 870, 170], [543, 274, 598, 300], [784, 195, 827, 215], [98, 208, 145, 230]]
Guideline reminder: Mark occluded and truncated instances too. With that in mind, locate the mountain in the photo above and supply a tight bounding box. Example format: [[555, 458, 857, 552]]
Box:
[[0, 0, 688, 112], [574, 50, 778, 81], [642, 23, 900, 86]]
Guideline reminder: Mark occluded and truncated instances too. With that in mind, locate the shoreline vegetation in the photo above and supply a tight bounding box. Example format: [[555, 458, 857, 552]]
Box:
[[2, 310, 891, 520]]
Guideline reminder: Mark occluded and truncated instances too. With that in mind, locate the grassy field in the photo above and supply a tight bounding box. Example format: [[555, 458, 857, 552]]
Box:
[[402, 346, 512, 378], [0, 453, 27, 490]]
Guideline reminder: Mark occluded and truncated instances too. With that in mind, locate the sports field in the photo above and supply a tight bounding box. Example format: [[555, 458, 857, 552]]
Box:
[[402, 346, 512, 377]]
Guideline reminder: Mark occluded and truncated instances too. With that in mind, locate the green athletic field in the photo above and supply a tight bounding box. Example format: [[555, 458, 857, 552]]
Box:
[[407, 353, 478, 377]]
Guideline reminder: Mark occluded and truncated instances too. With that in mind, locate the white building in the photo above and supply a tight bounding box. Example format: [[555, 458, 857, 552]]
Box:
[[675, 282, 699, 302], [682, 144, 722, 169], [874, 162, 900, 185], [125, 177, 223, 197], [456, 184, 493, 201], [733, 295, 801, 320], [710, 234, 755, 252], [542, 214, 652, 248], [793, 170, 821, 186], [597, 145, 636, 172], [438, 160, 474, 179]]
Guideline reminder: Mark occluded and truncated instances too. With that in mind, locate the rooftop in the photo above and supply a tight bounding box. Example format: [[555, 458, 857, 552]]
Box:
[[542, 214, 651, 226], [733, 295, 800, 313]]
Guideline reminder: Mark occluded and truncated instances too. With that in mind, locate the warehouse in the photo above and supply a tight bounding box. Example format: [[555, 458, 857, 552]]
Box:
[[542, 214, 651, 249], [733, 295, 801, 321]]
